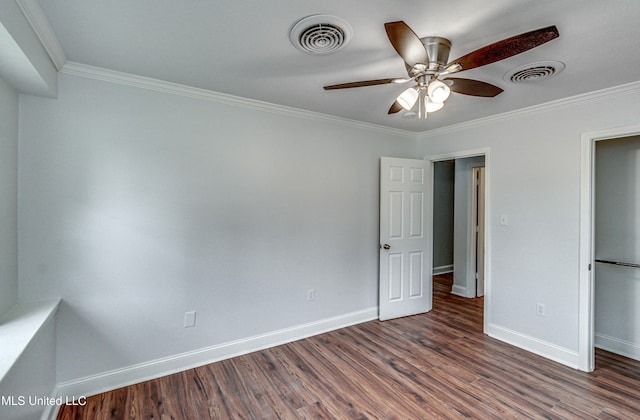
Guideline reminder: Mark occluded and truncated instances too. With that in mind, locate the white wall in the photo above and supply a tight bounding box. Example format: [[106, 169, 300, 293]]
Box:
[[594, 135, 640, 359], [18, 73, 417, 384], [14, 60, 640, 393], [0, 76, 19, 316], [452, 156, 485, 297], [417, 84, 640, 365]]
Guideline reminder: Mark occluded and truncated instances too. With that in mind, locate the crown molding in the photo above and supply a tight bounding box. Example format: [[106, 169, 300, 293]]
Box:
[[60, 61, 417, 139], [16, 0, 66, 71], [13, 0, 640, 141], [419, 80, 640, 138]]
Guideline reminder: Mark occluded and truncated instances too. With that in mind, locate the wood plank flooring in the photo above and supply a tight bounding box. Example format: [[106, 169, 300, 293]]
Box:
[[58, 274, 640, 419]]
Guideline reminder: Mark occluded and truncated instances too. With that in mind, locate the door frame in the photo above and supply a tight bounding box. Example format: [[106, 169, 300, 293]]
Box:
[[425, 147, 491, 333], [453, 157, 486, 298], [579, 123, 640, 372], [472, 166, 486, 297]]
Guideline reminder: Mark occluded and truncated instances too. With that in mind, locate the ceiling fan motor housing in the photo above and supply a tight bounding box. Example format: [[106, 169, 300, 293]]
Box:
[[421, 37, 452, 71]]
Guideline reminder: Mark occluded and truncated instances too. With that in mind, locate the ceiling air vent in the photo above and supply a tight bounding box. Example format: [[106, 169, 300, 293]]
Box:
[[504, 61, 565, 83], [289, 15, 353, 55]]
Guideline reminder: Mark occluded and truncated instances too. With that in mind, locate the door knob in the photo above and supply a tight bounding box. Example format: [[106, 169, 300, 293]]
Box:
[[382, 244, 391, 250]]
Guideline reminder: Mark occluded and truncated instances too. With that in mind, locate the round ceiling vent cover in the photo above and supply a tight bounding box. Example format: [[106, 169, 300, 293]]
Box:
[[289, 15, 353, 55], [504, 61, 565, 83]]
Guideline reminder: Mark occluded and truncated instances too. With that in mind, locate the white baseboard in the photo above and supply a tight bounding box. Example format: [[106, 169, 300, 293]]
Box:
[[487, 323, 580, 369], [595, 333, 640, 362], [450, 284, 467, 297], [48, 307, 378, 419], [433, 264, 453, 275]]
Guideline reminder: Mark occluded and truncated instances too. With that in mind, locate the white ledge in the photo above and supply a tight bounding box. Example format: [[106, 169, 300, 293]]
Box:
[[0, 299, 60, 385]]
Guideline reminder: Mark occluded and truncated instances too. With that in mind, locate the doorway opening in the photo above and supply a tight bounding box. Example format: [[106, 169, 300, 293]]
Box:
[[580, 123, 640, 372], [594, 136, 640, 361], [430, 150, 489, 333]]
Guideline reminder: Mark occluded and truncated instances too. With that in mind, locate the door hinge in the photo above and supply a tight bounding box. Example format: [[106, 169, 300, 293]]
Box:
[[588, 263, 592, 271]]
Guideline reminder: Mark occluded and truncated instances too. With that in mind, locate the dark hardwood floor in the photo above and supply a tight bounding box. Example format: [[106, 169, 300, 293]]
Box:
[[58, 274, 640, 419]]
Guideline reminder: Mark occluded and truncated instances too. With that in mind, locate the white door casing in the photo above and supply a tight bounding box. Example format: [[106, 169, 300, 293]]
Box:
[[473, 166, 486, 297], [379, 157, 432, 321]]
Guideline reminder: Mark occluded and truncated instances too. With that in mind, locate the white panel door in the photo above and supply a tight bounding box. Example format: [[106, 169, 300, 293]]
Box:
[[379, 157, 432, 321]]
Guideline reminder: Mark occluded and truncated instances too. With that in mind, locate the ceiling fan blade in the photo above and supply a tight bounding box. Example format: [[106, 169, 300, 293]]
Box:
[[447, 78, 503, 97], [448, 25, 559, 72], [324, 78, 397, 90], [388, 100, 404, 114], [384, 21, 429, 68]]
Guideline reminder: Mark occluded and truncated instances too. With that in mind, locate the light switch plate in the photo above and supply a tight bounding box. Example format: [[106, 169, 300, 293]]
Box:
[[184, 311, 196, 328]]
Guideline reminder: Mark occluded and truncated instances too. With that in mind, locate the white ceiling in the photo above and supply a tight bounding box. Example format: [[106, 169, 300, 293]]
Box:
[[37, 0, 640, 132]]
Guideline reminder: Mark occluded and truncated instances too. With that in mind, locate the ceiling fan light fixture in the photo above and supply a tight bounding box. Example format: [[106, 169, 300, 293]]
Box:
[[323, 21, 560, 120], [397, 87, 419, 110], [425, 97, 444, 113], [427, 80, 451, 103]]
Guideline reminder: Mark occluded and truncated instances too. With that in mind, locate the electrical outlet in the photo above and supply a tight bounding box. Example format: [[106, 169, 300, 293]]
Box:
[[536, 303, 545, 317], [184, 311, 196, 328], [307, 289, 315, 301]]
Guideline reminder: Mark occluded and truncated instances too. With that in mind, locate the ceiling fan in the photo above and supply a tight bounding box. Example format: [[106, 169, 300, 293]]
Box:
[[324, 21, 559, 118]]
